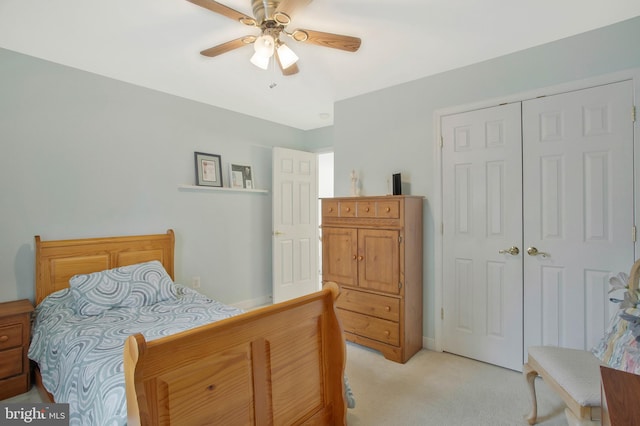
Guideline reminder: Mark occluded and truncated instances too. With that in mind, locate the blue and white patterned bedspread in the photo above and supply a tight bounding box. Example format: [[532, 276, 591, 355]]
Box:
[[28, 285, 244, 426]]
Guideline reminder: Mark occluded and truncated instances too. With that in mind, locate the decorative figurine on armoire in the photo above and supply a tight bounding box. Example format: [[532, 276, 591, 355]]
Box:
[[350, 170, 359, 196]]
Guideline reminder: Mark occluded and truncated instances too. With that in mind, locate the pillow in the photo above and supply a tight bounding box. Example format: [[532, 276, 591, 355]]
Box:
[[70, 260, 177, 316]]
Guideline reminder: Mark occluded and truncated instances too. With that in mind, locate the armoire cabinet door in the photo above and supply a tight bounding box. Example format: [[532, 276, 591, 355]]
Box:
[[322, 227, 358, 286], [358, 229, 400, 295]]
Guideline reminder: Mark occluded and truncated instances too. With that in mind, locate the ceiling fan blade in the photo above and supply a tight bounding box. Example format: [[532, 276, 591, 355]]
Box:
[[187, 0, 257, 26], [273, 0, 312, 24], [291, 29, 361, 52], [200, 36, 256, 57], [275, 49, 299, 76]]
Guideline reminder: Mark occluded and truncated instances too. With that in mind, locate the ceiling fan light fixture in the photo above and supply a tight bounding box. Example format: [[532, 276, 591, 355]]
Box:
[[253, 34, 275, 57], [250, 51, 271, 70], [276, 44, 299, 69]]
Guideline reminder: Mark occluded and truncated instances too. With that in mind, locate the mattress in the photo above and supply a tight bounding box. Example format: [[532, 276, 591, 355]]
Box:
[[28, 284, 244, 426]]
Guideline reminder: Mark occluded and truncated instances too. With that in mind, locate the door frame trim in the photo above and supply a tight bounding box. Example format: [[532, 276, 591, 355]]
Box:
[[433, 68, 640, 353]]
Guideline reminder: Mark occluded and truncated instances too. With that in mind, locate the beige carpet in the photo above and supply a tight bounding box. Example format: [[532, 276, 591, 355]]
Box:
[[7, 343, 569, 425], [345, 343, 569, 426]]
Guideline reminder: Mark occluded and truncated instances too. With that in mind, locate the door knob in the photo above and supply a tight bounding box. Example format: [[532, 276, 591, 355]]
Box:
[[498, 246, 519, 256], [527, 247, 549, 258]]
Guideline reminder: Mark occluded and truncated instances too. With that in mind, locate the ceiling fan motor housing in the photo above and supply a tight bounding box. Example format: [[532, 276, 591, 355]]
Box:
[[252, 0, 285, 24]]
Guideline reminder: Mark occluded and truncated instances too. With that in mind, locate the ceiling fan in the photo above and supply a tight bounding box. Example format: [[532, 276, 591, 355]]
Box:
[[187, 0, 361, 76]]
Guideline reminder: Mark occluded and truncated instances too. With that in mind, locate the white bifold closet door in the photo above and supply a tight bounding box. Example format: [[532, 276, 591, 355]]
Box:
[[442, 80, 634, 371]]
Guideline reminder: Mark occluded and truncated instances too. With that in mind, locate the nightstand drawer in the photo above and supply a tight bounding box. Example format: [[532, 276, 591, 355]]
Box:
[[0, 323, 23, 350], [0, 347, 23, 378], [0, 375, 29, 400], [0, 299, 34, 399]]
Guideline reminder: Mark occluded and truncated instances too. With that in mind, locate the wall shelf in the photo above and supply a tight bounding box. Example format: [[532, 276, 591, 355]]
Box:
[[178, 184, 268, 194]]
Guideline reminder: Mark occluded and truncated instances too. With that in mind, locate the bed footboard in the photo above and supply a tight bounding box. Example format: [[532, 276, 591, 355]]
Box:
[[124, 282, 346, 426]]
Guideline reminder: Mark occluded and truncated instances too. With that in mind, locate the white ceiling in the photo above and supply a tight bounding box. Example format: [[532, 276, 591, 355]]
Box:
[[1, 1, 639, 130]]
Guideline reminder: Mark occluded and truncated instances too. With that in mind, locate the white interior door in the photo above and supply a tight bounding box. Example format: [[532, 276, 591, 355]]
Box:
[[523, 80, 635, 351], [272, 147, 319, 303], [442, 103, 524, 371]]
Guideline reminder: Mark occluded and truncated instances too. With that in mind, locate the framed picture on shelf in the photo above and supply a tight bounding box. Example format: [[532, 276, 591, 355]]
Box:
[[194, 152, 223, 187], [229, 164, 254, 189]]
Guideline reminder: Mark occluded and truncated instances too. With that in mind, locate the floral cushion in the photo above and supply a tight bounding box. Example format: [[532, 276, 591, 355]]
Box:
[[592, 307, 640, 374], [70, 260, 177, 317], [591, 272, 640, 374]]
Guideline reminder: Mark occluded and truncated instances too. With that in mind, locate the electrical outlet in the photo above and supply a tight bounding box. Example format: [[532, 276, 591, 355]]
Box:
[[191, 276, 201, 289]]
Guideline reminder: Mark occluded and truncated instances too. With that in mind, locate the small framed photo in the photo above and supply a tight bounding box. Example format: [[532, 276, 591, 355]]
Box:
[[229, 164, 254, 189], [194, 152, 223, 187]]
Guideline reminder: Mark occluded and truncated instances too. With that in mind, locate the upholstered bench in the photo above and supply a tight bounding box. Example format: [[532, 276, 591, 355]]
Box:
[[524, 259, 640, 425], [523, 346, 602, 426]]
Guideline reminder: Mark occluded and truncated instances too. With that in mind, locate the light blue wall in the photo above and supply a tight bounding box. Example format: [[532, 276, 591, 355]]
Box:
[[0, 48, 308, 305], [333, 16, 640, 343], [2, 16, 640, 346], [302, 125, 334, 152]]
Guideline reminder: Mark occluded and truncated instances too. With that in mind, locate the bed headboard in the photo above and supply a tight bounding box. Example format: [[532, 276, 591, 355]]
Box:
[[35, 230, 175, 305]]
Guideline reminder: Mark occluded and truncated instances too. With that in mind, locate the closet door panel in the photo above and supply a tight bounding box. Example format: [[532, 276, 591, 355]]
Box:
[[523, 80, 635, 351], [442, 102, 523, 371]]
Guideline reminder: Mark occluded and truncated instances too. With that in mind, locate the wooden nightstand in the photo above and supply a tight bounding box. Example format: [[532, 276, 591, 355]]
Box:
[[0, 299, 34, 400]]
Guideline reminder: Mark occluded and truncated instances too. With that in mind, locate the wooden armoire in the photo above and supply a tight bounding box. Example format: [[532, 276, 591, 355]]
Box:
[[321, 195, 423, 363]]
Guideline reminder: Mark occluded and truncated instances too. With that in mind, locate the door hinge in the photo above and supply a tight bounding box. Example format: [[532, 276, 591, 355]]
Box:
[[398, 282, 403, 290], [633, 105, 637, 123], [440, 135, 444, 148], [441, 222, 444, 235], [398, 235, 403, 244], [633, 225, 637, 243], [441, 307, 444, 320]]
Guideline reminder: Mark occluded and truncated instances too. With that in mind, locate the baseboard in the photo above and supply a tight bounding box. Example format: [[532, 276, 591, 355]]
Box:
[[423, 336, 436, 351], [231, 295, 272, 311]]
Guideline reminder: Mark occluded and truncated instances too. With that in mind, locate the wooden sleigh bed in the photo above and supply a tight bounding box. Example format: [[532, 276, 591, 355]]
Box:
[[33, 229, 347, 425]]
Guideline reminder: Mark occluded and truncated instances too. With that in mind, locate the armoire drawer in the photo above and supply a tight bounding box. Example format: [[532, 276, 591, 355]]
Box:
[[322, 200, 340, 217], [337, 308, 399, 346], [373, 200, 400, 219], [356, 201, 376, 217], [337, 288, 399, 322], [339, 201, 357, 217], [354, 200, 400, 219]]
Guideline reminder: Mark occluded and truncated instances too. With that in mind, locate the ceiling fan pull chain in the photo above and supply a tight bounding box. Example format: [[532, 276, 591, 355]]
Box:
[[269, 56, 278, 89]]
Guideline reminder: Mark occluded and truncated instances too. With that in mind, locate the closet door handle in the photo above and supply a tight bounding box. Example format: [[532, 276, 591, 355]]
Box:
[[498, 246, 519, 256], [527, 247, 549, 258]]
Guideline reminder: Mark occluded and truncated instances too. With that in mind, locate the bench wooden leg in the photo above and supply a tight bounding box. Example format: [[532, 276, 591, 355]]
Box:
[[523, 362, 539, 425]]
